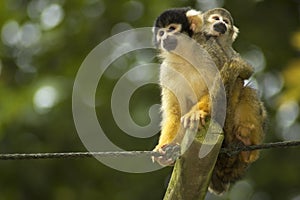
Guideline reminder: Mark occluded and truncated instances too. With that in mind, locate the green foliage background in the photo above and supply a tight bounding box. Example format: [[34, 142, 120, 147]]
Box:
[[1, 0, 300, 199]]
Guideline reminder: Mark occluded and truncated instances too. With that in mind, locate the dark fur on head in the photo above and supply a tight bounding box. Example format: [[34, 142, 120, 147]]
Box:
[[153, 7, 193, 44]]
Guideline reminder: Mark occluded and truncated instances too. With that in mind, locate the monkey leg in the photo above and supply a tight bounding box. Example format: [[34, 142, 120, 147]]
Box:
[[233, 86, 266, 163], [181, 93, 211, 130]]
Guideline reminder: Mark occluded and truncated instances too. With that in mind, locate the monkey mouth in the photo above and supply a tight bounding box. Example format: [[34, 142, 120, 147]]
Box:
[[203, 32, 219, 40]]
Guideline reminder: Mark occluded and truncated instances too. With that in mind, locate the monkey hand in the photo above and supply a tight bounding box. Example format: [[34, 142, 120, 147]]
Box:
[[152, 143, 181, 166], [181, 108, 209, 130], [181, 95, 210, 130]]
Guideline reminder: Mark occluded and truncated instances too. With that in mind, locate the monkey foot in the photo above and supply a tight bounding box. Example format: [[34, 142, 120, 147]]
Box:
[[235, 124, 259, 163], [152, 143, 181, 166], [236, 123, 255, 146], [181, 110, 208, 130]]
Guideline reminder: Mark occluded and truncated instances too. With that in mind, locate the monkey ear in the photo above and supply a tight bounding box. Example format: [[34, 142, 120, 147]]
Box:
[[186, 9, 201, 16], [232, 25, 239, 41], [186, 9, 202, 33]]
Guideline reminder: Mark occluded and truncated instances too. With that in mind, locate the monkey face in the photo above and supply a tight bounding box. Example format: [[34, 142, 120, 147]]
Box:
[[153, 8, 193, 51], [207, 12, 232, 36], [202, 8, 239, 42], [154, 23, 182, 51]]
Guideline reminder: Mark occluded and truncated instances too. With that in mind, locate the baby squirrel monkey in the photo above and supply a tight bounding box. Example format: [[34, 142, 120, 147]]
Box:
[[186, 8, 267, 194], [153, 7, 267, 194]]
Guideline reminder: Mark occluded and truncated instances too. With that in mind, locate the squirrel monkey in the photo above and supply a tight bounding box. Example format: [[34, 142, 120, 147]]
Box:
[[153, 7, 267, 194], [186, 8, 267, 194], [153, 7, 210, 161]]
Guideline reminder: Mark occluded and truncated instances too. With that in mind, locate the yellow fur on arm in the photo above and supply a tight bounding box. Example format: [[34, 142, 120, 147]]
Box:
[[155, 88, 181, 150]]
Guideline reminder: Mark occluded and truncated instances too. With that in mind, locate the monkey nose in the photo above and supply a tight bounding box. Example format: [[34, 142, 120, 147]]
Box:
[[213, 22, 227, 34]]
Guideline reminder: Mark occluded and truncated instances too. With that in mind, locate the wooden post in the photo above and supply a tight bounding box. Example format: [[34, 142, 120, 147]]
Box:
[[163, 121, 224, 200]]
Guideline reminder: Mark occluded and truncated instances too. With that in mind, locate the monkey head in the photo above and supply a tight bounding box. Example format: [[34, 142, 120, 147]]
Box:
[[186, 8, 239, 45], [153, 7, 196, 51]]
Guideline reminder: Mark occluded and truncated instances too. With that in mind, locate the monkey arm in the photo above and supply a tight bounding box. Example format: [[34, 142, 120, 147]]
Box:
[[154, 88, 181, 151], [219, 55, 254, 105], [152, 88, 183, 166], [230, 55, 254, 79]]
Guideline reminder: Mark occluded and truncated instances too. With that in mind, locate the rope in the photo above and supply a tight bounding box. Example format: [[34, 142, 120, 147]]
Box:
[[1, 141, 300, 160], [0, 151, 161, 160], [220, 140, 300, 156]]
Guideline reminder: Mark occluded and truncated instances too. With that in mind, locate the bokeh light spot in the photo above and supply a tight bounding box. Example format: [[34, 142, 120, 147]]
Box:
[[229, 180, 253, 200], [27, 0, 48, 20], [20, 23, 41, 47], [276, 100, 299, 129], [83, 0, 105, 18], [262, 72, 283, 99], [1, 20, 20, 46], [33, 85, 58, 113], [123, 1, 144, 22], [41, 4, 64, 30], [111, 22, 132, 35], [291, 194, 300, 200], [242, 46, 266, 73]]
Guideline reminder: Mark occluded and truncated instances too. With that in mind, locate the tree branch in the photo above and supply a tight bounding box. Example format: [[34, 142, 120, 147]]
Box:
[[163, 121, 224, 200]]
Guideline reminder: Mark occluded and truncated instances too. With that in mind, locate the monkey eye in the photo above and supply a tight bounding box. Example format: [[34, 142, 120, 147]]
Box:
[[168, 26, 176, 32], [223, 19, 229, 24], [165, 24, 181, 33], [159, 30, 164, 36], [212, 15, 220, 20]]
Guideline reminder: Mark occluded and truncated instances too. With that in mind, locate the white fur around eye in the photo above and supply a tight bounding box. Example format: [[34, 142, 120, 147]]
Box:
[[167, 24, 182, 32], [208, 14, 220, 23]]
